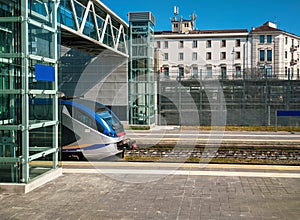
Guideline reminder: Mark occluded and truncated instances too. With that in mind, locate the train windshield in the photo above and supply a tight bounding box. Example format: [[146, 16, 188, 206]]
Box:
[[94, 104, 124, 136]]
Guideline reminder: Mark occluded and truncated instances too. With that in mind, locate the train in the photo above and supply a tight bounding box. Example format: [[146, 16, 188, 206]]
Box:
[[60, 97, 136, 160], [29, 96, 136, 160]]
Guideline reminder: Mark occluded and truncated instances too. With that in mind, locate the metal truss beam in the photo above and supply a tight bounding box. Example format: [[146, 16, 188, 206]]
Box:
[[60, 0, 128, 57]]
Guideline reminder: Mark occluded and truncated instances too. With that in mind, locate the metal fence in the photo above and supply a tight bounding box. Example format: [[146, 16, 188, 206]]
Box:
[[157, 71, 300, 126]]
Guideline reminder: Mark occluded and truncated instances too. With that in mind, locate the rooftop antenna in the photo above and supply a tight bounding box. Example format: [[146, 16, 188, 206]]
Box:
[[190, 12, 197, 30], [273, 16, 278, 27], [173, 6, 179, 21]]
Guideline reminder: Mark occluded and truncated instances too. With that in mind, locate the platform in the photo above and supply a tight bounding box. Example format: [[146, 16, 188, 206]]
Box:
[[0, 162, 299, 219]]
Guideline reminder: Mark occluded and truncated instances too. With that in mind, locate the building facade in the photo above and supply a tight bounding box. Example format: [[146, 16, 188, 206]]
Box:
[[155, 19, 300, 80], [250, 22, 300, 80]]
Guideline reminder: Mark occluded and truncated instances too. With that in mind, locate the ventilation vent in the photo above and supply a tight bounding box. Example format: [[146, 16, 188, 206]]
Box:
[[128, 12, 155, 25]]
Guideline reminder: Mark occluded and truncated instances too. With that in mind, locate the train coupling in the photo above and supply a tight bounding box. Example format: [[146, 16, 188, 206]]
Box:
[[117, 138, 137, 151]]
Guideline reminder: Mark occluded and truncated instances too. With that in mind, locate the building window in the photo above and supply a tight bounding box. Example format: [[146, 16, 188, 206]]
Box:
[[258, 66, 264, 77], [206, 66, 212, 78], [174, 23, 178, 28], [236, 39, 241, 47], [236, 66, 241, 78], [206, 40, 212, 48], [267, 50, 272, 61], [192, 52, 197, 61], [259, 35, 265, 43], [285, 37, 288, 45], [179, 52, 184, 60], [179, 67, 184, 78], [235, 51, 241, 59], [267, 35, 272, 43], [164, 41, 168, 48], [157, 41, 160, 48], [206, 52, 212, 60], [221, 66, 227, 79], [297, 68, 299, 79], [266, 66, 272, 77], [221, 40, 226, 47], [163, 53, 168, 61], [285, 67, 288, 76], [179, 40, 184, 48], [221, 52, 226, 60], [192, 67, 198, 78], [285, 51, 288, 59], [192, 40, 197, 48], [163, 67, 169, 77], [259, 50, 265, 61], [184, 23, 189, 27]]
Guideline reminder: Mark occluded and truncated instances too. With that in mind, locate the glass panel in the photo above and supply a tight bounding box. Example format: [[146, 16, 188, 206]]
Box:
[[132, 33, 147, 44], [29, 0, 54, 27], [267, 50, 272, 61], [267, 35, 272, 43], [29, 126, 54, 149], [207, 67, 212, 78], [0, 94, 21, 125], [29, 126, 56, 180], [29, 96, 54, 122], [0, 129, 21, 183], [0, 1, 20, 17], [0, 22, 21, 54], [266, 66, 272, 77], [59, 0, 76, 29], [83, 9, 98, 40], [96, 15, 104, 34], [260, 35, 265, 43], [29, 158, 53, 180], [103, 22, 114, 47], [260, 50, 265, 61], [117, 30, 127, 53], [74, 0, 85, 27], [28, 24, 55, 59], [29, 0, 47, 17], [0, 58, 22, 90]]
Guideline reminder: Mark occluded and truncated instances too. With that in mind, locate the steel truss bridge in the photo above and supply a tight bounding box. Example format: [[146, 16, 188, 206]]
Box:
[[59, 0, 128, 56]]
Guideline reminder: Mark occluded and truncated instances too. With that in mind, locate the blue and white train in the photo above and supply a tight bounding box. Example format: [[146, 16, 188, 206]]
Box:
[[29, 97, 136, 160], [60, 97, 136, 160]]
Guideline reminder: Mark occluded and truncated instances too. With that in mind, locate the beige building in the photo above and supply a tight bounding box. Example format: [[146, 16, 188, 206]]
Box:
[[250, 21, 300, 80], [155, 18, 300, 80]]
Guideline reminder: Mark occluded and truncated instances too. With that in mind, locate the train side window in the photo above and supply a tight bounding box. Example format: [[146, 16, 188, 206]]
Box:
[[73, 108, 97, 131]]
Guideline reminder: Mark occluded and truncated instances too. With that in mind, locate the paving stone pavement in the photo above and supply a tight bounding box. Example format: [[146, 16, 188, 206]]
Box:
[[0, 172, 299, 220]]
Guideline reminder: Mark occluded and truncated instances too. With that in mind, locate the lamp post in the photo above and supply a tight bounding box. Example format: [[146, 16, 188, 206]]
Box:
[[231, 48, 235, 79]]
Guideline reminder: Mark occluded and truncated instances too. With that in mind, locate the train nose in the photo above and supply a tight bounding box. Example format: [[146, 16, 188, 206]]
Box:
[[117, 138, 137, 151]]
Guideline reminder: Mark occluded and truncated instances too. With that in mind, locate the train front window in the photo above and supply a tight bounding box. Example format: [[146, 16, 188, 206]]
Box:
[[95, 105, 124, 134]]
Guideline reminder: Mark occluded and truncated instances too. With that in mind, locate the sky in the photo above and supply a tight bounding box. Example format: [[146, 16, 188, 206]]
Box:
[[101, 0, 300, 36]]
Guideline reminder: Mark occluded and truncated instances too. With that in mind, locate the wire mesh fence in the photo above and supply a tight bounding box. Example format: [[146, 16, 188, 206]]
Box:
[[157, 70, 300, 126]]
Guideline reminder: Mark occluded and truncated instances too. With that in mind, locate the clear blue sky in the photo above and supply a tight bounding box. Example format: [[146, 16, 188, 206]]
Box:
[[101, 0, 300, 36]]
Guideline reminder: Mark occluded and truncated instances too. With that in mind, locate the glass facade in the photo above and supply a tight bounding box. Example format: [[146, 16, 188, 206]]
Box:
[[128, 12, 155, 126], [0, 0, 60, 183]]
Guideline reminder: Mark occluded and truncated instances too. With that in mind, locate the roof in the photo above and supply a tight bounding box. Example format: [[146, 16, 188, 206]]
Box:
[[250, 21, 300, 38], [155, 29, 248, 35], [154, 21, 300, 38], [251, 22, 282, 33]]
